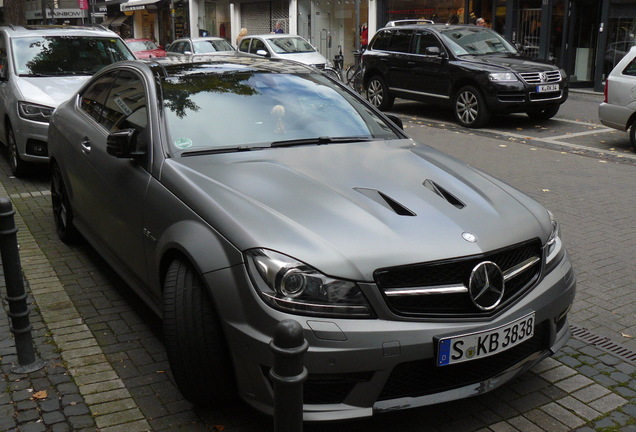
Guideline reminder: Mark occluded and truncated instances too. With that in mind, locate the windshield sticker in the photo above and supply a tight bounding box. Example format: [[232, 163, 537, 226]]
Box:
[[114, 97, 132, 116], [175, 137, 193, 149]]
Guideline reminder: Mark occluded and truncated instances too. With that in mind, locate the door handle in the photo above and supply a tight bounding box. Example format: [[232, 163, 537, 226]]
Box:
[[80, 138, 91, 154]]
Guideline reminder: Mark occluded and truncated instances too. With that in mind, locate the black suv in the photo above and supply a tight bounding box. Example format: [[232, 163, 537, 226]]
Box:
[[362, 24, 568, 127]]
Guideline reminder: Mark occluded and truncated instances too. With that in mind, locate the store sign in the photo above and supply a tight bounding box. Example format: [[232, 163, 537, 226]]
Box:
[[78, 0, 89, 10], [26, 9, 88, 20]]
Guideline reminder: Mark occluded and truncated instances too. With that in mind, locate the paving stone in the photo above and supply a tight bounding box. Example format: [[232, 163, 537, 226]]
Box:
[[19, 422, 47, 432], [588, 392, 628, 412], [42, 410, 66, 425], [556, 396, 601, 421], [572, 383, 612, 403], [539, 365, 577, 383], [540, 402, 586, 429], [554, 374, 594, 393], [523, 409, 570, 432]]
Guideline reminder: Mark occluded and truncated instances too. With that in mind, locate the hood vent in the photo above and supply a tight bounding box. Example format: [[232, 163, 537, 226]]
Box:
[[354, 188, 416, 216], [423, 179, 465, 209]]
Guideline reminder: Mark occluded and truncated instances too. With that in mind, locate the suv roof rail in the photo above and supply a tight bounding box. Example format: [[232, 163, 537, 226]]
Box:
[[385, 19, 434, 27]]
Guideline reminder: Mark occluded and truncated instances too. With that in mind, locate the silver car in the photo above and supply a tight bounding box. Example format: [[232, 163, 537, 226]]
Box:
[[166, 37, 235, 56], [48, 55, 576, 421], [0, 25, 136, 176], [238, 34, 329, 69], [599, 46, 636, 150]]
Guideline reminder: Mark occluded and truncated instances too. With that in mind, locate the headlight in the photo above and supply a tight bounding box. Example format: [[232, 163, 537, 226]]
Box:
[[245, 249, 374, 318], [545, 210, 564, 271], [488, 72, 518, 82], [18, 102, 54, 123]]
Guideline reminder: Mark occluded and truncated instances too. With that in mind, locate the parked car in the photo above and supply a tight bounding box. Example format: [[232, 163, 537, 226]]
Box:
[[48, 54, 575, 421], [599, 46, 636, 150], [362, 24, 569, 128], [0, 25, 136, 176], [166, 37, 235, 56], [238, 34, 329, 69], [125, 38, 167, 59]]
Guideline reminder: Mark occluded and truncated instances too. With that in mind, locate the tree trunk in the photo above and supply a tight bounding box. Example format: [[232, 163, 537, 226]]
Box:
[[3, 0, 27, 26]]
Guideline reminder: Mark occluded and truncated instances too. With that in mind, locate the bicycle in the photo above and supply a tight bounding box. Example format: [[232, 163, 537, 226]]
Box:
[[344, 49, 364, 94], [321, 45, 344, 82]]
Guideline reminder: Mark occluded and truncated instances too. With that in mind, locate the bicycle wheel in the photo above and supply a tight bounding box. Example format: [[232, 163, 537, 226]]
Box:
[[345, 66, 357, 87], [322, 67, 341, 81]]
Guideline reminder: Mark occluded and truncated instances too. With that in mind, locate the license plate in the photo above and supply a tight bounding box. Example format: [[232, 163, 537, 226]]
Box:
[[536, 84, 559, 92], [437, 313, 535, 366]]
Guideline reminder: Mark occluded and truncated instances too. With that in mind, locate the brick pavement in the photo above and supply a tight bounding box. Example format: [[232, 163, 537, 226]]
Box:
[[0, 122, 635, 431]]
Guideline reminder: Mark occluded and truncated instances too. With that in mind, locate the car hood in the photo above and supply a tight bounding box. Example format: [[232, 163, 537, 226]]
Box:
[[275, 51, 327, 66], [460, 54, 559, 73], [162, 140, 550, 280], [16, 76, 90, 107]]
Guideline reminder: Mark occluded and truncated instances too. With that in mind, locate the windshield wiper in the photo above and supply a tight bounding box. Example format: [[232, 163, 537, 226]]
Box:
[[181, 145, 268, 156], [270, 136, 371, 147]]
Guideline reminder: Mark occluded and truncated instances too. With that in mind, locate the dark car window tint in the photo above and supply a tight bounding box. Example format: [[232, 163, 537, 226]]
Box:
[[250, 39, 266, 54], [386, 30, 412, 53], [413, 32, 441, 55], [80, 71, 119, 123], [100, 71, 148, 133], [370, 30, 392, 51], [239, 38, 251, 51], [623, 57, 636, 76]]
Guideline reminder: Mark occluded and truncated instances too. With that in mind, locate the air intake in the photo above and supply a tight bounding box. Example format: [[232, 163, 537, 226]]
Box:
[[354, 188, 415, 216], [423, 179, 465, 209]]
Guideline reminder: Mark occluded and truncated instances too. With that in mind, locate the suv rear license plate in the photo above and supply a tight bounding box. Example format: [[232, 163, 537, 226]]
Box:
[[536, 84, 559, 92], [437, 313, 535, 366]]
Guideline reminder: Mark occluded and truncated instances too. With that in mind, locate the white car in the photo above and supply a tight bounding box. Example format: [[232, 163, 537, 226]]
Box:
[[599, 45, 636, 150], [238, 34, 329, 69]]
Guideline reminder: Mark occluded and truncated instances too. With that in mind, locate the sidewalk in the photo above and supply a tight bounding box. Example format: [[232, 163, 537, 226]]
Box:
[[0, 161, 635, 431]]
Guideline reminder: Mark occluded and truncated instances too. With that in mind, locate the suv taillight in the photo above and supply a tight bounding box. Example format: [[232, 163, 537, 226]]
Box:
[[604, 81, 608, 103]]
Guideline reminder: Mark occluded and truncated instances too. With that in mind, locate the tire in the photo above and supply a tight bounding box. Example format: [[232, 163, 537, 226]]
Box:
[[51, 162, 79, 244], [345, 66, 364, 93], [366, 75, 394, 110], [7, 125, 26, 177], [322, 67, 341, 81], [629, 118, 636, 152], [454, 85, 491, 128], [163, 258, 236, 404], [526, 105, 560, 121]]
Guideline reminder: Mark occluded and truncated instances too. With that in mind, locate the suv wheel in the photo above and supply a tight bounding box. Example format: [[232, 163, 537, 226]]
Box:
[[7, 125, 26, 177], [454, 86, 490, 128], [526, 105, 559, 121], [367, 75, 394, 110]]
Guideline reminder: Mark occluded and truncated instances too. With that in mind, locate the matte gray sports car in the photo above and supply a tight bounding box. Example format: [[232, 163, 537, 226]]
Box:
[[48, 54, 576, 421]]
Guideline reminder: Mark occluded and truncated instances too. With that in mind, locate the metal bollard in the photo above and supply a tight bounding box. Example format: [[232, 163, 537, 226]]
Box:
[[269, 319, 308, 432], [0, 197, 45, 373]]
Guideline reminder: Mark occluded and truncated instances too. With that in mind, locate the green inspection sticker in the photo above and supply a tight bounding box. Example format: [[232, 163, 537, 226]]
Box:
[[175, 137, 193, 149]]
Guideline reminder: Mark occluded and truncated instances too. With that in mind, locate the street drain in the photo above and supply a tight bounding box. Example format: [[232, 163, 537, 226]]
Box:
[[570, 324, 636, 366]]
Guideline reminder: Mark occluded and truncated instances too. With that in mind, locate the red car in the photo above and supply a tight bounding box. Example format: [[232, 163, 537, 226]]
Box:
[[125, 38, 166, 59]]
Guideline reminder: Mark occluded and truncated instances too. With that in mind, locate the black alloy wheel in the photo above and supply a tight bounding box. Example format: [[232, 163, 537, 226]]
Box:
[[367, 75, 394, 110], [454, 85, 491, 128], [163, 258, 237, 404]]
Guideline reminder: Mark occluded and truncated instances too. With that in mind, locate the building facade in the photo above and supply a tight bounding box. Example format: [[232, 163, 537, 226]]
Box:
[[14, 0, 636, 91]]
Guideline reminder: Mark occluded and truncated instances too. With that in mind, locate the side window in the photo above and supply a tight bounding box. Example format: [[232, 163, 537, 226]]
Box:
[[413, 32, 442, 55], [80, 71, 119, 123], [239, 38, 250, 52], [387, 29, 412, 53], [371, 30, 392, 51], [99, 71, 148, 134], [623, 57, 636, 76], [250, 39, 266, 54]]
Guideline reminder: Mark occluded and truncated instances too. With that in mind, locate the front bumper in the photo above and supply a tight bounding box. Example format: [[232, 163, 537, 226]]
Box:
[[483, 80, 569, 113], [12, 115, 49, 164], [206, 250, 576, 421]]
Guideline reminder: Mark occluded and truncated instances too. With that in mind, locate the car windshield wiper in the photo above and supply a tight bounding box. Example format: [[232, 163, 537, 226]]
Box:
[[270, 136, 371, 147], [181, 145, 269, 157]]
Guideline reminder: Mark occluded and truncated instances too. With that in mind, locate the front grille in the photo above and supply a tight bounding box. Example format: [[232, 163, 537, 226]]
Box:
[[529, 91, 562, 101], [519, 70, 561, 84], [375, 239, 542, 318], [497, 91, 526, 103], [377, 321, 549, 401]]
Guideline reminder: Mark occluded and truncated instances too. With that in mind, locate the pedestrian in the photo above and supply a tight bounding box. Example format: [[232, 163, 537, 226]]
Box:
[[273, 22, 284, 34], [476, 17, 486, 27], [236, 28, 247, 46]]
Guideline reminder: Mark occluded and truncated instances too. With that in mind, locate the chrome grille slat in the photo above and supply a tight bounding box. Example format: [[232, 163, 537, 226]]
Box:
[[519, 70, 561, 84]]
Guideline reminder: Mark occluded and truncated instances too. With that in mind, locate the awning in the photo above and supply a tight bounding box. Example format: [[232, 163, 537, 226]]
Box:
[[100, 15, 118, 26], [120, 0, 162, 11], [110, 15, 130, 27]]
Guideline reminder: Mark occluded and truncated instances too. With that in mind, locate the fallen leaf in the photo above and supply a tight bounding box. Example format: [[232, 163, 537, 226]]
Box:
[[516, 127, 523, 131], [622, 333, 633, 338], [541, 189, 550, 192], [32, 390, 47, 400], [598, 160, 607, 163], [499, 144, 507, 148], [213, 426, 226, 431]]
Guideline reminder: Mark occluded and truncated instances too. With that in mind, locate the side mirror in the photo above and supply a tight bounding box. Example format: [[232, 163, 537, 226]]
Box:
[[440, 51, 448, 61], [385, 114, 403, 130], [256, 49, 270, 57], [183, 50, 193, 55], [425, 46, 440, 56], [106, 128, 145, 159]]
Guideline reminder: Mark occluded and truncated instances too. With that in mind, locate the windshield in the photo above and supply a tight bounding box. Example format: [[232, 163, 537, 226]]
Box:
[[439, 28, 517, 56], [161, 70, 399, 154], [12, 36, 135, 76], [193, 39, 234, 53], [267, 37, 315, 54], [127, 40, 158, 51]]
